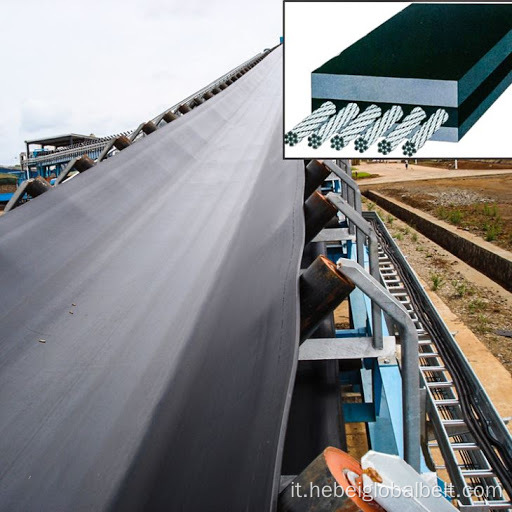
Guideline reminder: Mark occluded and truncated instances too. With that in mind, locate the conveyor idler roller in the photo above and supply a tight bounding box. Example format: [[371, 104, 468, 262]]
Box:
[[300, 256, 355, 342]]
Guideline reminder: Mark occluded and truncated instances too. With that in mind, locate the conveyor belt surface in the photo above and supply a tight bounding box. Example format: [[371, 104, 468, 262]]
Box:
[[0, 46, 304, 512]]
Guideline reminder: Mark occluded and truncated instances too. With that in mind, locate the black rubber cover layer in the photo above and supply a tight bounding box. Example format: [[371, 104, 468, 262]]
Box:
[[0, 47, 305, 512], [314, 4, 512, 83], [312, 4, 512, 141]]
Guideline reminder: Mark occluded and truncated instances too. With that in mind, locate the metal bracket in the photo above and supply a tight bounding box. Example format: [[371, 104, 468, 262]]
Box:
[[327, 192, 383, 349], [299, 335, 395, 361], [337, 259, 420, 471]]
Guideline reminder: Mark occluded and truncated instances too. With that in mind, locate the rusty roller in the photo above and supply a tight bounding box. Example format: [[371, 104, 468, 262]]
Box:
[[300, 256, 355, 343], [304, 191, 338, 245], [178, 104, 192, 114], [304, 159, 330, 199], [219, 83, 228, 90], [211, 87, 221, 95], [113, 135, 131, 151], [26, 176, 51, 197], [202, 91, 214, 100], [278, 447, 383, 511], [142, 121, 158, 135], [192, 97, 203, 107], [162, 111, 178, 123], [74, 155, 95, 173], [3, 176, 52, 212]]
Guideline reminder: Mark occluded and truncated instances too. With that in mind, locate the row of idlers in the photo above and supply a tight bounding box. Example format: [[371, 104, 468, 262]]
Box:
[[299, 160, 355, 342], [281, 160, 383, 511], [4, 52, 269, 214]]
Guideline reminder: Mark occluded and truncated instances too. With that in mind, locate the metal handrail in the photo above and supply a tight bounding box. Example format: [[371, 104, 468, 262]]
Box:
[[327, 192, 383, 349], [337, 259, 420, 471]]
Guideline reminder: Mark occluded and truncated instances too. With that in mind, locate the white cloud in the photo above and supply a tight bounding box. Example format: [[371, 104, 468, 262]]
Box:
[[21, 99, 70, 133], [0, 0, 282, 163]]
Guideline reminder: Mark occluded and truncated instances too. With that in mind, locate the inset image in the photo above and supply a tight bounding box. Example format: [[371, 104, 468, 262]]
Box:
[[284, 2, 512, 158]]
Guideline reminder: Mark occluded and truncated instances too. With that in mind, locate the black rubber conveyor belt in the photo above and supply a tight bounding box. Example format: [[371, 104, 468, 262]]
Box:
[[0, 47, 305, 511]]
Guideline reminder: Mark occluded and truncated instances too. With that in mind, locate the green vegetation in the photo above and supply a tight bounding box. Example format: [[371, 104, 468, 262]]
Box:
[[451, 280, 468, 298], [475, 314, 490, 334], [484, 222, 501, 241], [430, 273, 444, 291], [436, 206, 463, 225], [352, 171, 378, 180], [0, 173, 16, 185], [386, 214, 394, 226], [468, 298, 486, 313], [449, 210, 463, 224], [411, 232, 418, 243], [482, 202, 500, 219]]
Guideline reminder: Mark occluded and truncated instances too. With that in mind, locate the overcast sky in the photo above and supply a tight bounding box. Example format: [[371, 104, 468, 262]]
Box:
[[0, 0, 282, 165]]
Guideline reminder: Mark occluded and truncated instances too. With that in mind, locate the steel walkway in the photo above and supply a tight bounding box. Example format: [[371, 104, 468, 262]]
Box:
[[373, 216, 512, 511]]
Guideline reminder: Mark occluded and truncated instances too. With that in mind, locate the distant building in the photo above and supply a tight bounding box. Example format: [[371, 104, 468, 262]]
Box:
[[21, 133, 101, 179]]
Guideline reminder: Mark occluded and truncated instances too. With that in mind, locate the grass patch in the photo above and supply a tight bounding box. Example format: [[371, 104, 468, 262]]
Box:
[[482, 202, 500, 219], [435, 206, 463, 225], [451, 280, 467, 298], [352, 171, 379, 180], [484, 221, 502, 241], [468, 298, 486, 313], [430, 273, 444, 291], [0, 173, 17, 185], [475, 314, 490, 333]]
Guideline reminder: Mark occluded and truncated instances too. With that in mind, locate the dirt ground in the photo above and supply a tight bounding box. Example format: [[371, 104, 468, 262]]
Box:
[[0, 184, 15, 193], [363, 198, 512, 375], [414, 160, 512, 170], [354, 161, 512, 186], [367, 174, 512, 251]]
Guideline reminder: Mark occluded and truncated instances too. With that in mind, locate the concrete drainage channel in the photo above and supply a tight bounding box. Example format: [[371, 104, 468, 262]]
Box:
[[362, 190, 512, 293]]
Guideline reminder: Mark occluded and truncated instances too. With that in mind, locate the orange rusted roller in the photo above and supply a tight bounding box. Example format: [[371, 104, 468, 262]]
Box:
[[304, 190, 338, 245], [25, 176, 51, 197], [74, 155, 95, 173], [300, 256, 354, 342], [178, 104, 192, 114], [162, 111, 178, 123], [113, 135, 131, 151], [142, 121, 157, 135], [304, 159, 331, 199], [279, 447, 384, 511]]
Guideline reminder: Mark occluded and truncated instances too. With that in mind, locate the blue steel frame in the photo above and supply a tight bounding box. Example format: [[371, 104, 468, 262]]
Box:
[[323, 182, 429, 472]]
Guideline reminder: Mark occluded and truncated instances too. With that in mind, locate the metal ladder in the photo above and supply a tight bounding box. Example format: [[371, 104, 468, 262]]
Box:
[[377, 246, 512, 511]]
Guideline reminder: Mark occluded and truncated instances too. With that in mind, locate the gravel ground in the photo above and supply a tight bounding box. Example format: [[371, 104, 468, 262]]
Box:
[[365, 199, 512, 375], [367, 175, 512, 251]]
